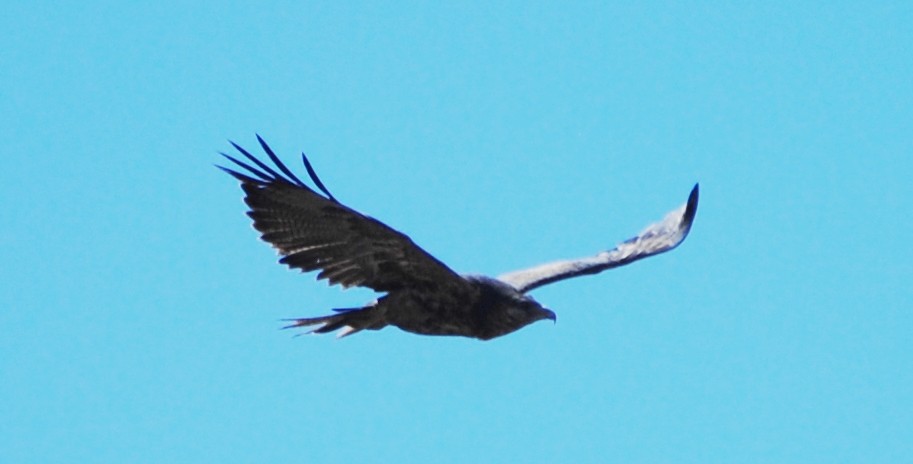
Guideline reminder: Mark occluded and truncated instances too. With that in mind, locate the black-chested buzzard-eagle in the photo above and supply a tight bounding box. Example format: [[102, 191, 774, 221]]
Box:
[[220, 136, 699, 340]]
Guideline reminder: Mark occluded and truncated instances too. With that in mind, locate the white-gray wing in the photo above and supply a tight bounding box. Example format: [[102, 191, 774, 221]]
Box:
[[498, 184, 699, 294]]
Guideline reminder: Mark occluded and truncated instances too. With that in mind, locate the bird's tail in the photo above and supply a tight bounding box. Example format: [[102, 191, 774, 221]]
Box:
[[282, 305, 386, 339]]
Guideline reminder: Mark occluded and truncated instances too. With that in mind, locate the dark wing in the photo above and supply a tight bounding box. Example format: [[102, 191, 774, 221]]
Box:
[[219, 135, 467, 293], [498, 184, 699, 293]]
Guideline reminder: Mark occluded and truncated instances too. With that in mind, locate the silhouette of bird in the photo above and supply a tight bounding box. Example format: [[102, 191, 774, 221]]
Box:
[[220, 136, 699, 340]]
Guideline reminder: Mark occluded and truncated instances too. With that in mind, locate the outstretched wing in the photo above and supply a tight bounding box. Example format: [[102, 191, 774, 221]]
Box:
[[219, 135, 466, 293], [498, 184, 699, 293]]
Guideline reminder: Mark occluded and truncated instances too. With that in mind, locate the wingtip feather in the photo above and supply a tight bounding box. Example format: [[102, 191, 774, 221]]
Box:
[[683, 183, 699, 228], [301, 152, 338, 202]]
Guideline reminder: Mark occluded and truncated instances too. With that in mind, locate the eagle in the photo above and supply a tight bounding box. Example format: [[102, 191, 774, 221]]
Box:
[[220, 136, 699, 340]]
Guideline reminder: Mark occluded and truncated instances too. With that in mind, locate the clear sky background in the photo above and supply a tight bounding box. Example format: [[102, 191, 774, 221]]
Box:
[[2, 2, 911, 463]]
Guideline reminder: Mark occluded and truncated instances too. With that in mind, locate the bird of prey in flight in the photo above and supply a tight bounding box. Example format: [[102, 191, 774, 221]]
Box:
[[220, 136, 699, 340]]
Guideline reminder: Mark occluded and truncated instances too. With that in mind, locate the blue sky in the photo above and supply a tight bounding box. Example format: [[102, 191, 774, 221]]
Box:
[[2, 2, 911, 463]]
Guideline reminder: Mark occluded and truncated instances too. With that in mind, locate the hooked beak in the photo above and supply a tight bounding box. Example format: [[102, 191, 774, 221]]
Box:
[[543, 308, 557, 324]]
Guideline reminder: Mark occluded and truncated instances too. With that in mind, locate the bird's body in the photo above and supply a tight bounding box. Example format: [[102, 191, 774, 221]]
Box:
[[220, 137, 698, 340], [307, 275, 552, 340]]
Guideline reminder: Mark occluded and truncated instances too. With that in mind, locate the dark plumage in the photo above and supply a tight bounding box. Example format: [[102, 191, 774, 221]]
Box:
[[220, 136, 699, 340]]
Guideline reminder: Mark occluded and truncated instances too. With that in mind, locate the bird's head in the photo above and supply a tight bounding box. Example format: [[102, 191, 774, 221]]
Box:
[[508, 295, 556, 325], [474, 294, 556, 341], [467, 275, 557, 340]]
